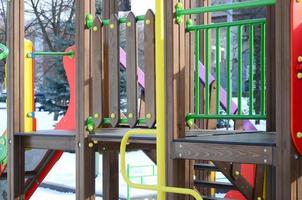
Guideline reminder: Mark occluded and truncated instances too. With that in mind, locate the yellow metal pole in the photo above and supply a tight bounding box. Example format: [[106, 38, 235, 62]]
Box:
[[24, 39, 34, 132], [155, 0, 166, 199]]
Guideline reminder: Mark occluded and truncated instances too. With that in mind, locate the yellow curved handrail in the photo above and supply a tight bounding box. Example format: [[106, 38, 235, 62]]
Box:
[[120, 130, 203, 200]]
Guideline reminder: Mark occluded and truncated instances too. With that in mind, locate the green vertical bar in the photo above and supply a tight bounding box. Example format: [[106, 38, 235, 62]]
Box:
[[195, 30, 200, 114], [227, 27, 232, 115], [205, 29, 210, 115], [127, 165, 130, 200], [249, 24, 254, 115], [216, 28, 221, 115], [261, 23, 266, 116], [238, 25, 243, 115]]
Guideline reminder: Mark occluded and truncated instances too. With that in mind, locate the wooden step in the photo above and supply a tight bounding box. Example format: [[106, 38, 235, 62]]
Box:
[[194, 163, 219, 171], [194, 180, 235, 190]]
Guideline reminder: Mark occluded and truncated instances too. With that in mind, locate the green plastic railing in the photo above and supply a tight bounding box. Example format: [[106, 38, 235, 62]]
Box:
[[186, 18, 267, 121], [0, 43, 9, 61], [27, 50, 74, 59], [102, 15, 145, 26], [175, 0, 275, 23]]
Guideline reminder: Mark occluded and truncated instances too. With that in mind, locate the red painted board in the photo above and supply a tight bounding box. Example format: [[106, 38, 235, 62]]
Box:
[[291, 0, 302, 155], [26, 46, 76, 199]]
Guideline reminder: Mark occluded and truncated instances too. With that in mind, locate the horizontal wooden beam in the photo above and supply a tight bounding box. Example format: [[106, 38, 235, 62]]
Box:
[[171, 141, 275, 165], [15, 134, 75, 151]]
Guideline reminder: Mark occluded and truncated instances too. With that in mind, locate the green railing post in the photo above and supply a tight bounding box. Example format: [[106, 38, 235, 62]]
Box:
[[205, 29, 211, 115], [249, 24, 255, 115], [195, 30, 200, 114], [260, 23, 266, 116], [238, 25, 243, 115], [216, 28, 221, 115], [227, 27, 232, 115]]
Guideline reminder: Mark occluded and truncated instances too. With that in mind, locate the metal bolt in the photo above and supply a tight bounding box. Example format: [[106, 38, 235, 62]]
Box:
[[264, 148, 267, 153], [8, 139, 12, 144], [110, 113, 116, 119], [78, 142, 81, 148], [235, 171, 240, 176], [146, 113, 152, 119], [264, 159, 267, 164], [297, 73, 302, 80], [257, 197, 262, 200], [179, 153, 182, 158], [145, 19, 151, 25], [297, 132, 302, 139], [128, 112, 134, 119], [94, 113, 100, 119], [294, 154, 299, 160], [179, 144, 182, 148], [102, 147, 106, 151], [110, 24, 115, 29], [92, 26, 98, 32], [88, 142, 94, 148], [127, 22, 132, 27], [93, 140, 98, 144], [298, 56, 302, 62]]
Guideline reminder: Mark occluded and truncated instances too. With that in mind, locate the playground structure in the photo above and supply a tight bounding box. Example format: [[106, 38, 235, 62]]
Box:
[[2, 0, 302, 199]]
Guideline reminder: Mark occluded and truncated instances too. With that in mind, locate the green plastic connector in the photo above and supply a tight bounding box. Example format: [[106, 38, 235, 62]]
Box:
[[85, 14, 94, 30], [86, 116, 95, 133], [186, 19, 194, 31], [175, 3, 184, 24]]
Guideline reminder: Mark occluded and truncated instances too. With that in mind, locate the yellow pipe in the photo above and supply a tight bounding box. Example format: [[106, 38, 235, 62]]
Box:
[[155, 0, 166, 199], [120, 130, 203, 200], [24, 39, 34, 132]]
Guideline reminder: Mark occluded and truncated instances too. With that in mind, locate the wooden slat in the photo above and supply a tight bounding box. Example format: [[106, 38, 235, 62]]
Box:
[[91, 17, 103, 127], [144, 10, 156, 128], [126, 12, 138, 128], [108, 15, 120, 127]]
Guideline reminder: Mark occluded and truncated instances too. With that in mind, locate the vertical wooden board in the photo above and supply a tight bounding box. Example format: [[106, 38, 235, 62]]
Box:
[[108, 15, 120, 127], [91, 18, 103, 127], [207, 81, 217, 129], [103, 150, 119, 200], [144, 10, 156, 128], [126, 12, 138, 128]]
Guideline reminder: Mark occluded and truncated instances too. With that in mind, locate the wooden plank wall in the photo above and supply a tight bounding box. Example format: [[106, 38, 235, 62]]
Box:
[[7, 0, 25, 199]]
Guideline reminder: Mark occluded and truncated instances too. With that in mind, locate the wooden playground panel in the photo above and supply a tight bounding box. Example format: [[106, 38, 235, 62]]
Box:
[[3, 0, 302, 200]]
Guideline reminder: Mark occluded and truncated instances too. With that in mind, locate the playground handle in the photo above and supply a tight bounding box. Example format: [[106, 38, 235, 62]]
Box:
[[0, 43, 9, 61], [120, 129, 203, 200]]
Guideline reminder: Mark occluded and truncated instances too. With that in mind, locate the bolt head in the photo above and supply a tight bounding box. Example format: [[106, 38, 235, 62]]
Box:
[[128, 113, 134, 119], [235, 171, 240, 176], [297, 73, 302, 80], [145, 19, 151, 25], [298, 56, 302, 62], [110, 113, 116, 119], [297, 132, 302, 139], [110, 24, 115, 29], [88, 142, 94, 148], [127, 22, 132, 27], [146, 113, 152, 119]]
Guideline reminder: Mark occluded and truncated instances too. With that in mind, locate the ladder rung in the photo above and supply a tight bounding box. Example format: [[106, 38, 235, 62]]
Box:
[[194, 180, 235, 190]]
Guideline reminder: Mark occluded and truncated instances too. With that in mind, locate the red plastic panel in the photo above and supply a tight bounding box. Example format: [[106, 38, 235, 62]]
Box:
[[291, 0, 302, 155], [26, 46, 76, 199]]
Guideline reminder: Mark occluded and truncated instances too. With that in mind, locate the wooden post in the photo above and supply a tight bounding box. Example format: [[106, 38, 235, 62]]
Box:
[[101, 1, 119, 199], [75, 0, 96, 199], [7, 0, 25, 199]]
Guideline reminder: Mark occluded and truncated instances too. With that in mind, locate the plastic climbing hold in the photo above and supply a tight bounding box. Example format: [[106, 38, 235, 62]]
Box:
[[85, 14, 94, 29], [86, 116, 95, 133]]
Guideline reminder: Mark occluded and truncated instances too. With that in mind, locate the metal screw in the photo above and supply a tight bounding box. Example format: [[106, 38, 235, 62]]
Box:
[[297, 132, 302, 139], [146, 113, 152, 119], [94, 113, 100, 119], [110, 24, 115, 29], [128, 112, 134, 119], [179, 144, 182, 148], [127, 22, 132, 27], [235, 171, 240, 176], [92, 26, 98, 32], [294, 154, 299, 160], [298, 56, 302, 62], [110, 113, 116, 119], [145, 19, 151, 25], [264, 148, 267, 153], [88, 142, 94, 148], [102, 147, 106, 151], [264, 159, 267, 164], [257, 197, 262, 200], [8, 139, 12, 144], [93, 140, 98, 144], [297, 73, 302, 80], [179, 153, 182, 158], [78, 142, 81, 148]]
